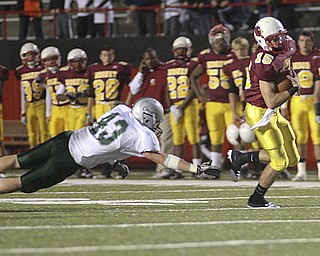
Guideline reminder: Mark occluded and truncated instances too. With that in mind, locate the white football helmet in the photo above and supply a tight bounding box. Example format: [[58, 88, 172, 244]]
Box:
[[239, 122, 256, 144], [67, 48, 87, 71], [132, 97, 164, 137], [254, 16, 292, 54], [20, 42, 40, 66], [226, 123, 240, 146], [172, 36, 192, 59], [41, 46, 61, 71]]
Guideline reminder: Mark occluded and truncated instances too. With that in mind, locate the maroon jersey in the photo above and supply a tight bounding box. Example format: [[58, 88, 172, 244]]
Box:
[[312, 56, 320, 80], [245, 47, 292, 108], [58, 66, 89, 106], [291, 48, 320, 95], [139, 65, 169, 111], [197, 48, 233, 103], [38, 69, 68, 106], [164, 58, 198, 104], [15, 63, 45, 103], [87, 61, 132, 102], [223, 56, 250, 93]]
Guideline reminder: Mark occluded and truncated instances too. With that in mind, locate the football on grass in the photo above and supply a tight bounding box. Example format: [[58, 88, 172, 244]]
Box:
[[275, 70, 293, 92]]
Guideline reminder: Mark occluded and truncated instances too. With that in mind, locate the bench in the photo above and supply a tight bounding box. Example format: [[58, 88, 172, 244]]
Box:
[[3, 120, 29, 151]]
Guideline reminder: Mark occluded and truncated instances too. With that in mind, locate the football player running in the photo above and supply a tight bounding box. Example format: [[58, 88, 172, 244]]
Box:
[[164, 36, 203, 179], [15, 42, 49, 148], [228, 17, 300, 208], [286, 31, 320, 181], [37, 46, 69, 137], [190, 24, 233, 172], [0, 98, 220, 194]]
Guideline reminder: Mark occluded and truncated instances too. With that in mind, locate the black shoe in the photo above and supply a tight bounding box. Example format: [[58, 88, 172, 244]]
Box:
[[247, 194, 280, 208], [227, 150, 245, 182], [77, 168, 93, 179], [170, 171, 185, 179]]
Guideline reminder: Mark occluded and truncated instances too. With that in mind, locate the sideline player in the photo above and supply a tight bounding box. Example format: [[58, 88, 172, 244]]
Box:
[[190, 24, 233, 171], [286, 31, 320, 181], [37, 46, 69, 137], [15, 42, 49, 148], [0, 98, 219, 194], [164, 36, 202, 178], [228, 17, 300, 208]]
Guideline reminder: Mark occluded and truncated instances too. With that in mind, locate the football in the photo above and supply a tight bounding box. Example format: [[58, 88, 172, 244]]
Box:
[[275, 70, 293, 92]]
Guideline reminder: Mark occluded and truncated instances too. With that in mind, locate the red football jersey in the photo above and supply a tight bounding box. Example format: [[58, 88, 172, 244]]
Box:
[[291, 48, 320, 95], [87, 61, 132, 102], [163, 58, 198, 104], [38, 69, 68, 106], [245, 47, 292, 108], [197, 49, 233, 103], [58, 66, 89, 106], [223, 56, 250, 92], [139, 65, 169, 111], [15, 63, 45, 103]]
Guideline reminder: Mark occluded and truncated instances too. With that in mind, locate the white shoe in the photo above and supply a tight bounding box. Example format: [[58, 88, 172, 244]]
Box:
[[0, 173, 6, 178], [292, 174, 307, 181]]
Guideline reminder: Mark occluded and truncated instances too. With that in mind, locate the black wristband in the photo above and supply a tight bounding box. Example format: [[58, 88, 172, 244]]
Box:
[[287, 86, 298, 96], [315, 102, 320, 116]]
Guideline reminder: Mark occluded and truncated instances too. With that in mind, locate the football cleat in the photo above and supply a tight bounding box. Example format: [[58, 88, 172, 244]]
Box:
[[247, 194, 280, 208], [197, 162, 221, 179], [113, 161, 130, 179], [227, 150, 245, 182]]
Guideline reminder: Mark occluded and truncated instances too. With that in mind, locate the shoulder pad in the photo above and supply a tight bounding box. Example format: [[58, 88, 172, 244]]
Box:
[[16, 64, 24, 70], [224, 59, 233, 65], [59, 66, 69, 71], [199, 49, 211, 55], [165, 59, 175, 64], [191, 57, 198, 62]]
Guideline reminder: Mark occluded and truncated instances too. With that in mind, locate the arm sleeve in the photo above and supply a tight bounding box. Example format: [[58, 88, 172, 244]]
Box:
[[20, 84, 26, 114], [128, 72, 144, 95], [56, 83, 66, 95], [45, 86, 52, 117]]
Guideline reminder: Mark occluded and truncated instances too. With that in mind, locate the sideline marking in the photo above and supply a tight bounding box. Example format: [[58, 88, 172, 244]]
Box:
[[1, 219, 320, 230], [0, 238, 320, 254]]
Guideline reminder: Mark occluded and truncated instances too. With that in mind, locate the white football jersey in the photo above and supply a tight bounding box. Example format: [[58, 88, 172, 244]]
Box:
[[68, 104, 160, 169]]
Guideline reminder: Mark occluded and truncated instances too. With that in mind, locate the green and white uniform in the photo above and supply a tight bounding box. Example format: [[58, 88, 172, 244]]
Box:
[[18, 104, 160, 193]]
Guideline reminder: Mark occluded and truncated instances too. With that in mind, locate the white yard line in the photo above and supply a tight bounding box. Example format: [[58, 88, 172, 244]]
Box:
[[1, 219, 320, 230], [0, 238, 320, 254], [60, 179, 320, 188]]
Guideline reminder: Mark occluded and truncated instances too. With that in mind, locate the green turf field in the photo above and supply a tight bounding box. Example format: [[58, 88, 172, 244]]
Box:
[[1, 170, 320, 256]]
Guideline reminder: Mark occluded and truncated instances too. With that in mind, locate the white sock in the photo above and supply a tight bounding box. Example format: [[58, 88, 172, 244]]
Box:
[[317, 162, 320, 180], [296, 161, 307, 178], [210, 152, 222, 168]]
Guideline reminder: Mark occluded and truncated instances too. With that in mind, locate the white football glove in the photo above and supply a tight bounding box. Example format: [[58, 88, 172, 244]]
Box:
[[170, 105, 183, 123], [21, 114, 26, 125], [316, 115, 320, 124], [86, 113, 93, 125]]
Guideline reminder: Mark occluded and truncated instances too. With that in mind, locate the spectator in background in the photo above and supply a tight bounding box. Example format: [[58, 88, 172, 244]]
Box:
[[17, 0, 44, 40], [161, 0, 181, 35], [124, 0, 161, 36], [180, 0, 201, 35], [217, 0, 236, 31], [90, 0, 114, 38], [65, 0, 95, 38], [49, 0, 74, 39], [197, 0, 212, 35]]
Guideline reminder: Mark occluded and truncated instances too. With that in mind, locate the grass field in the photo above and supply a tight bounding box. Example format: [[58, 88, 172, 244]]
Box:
[[1, 170, 320, 256]]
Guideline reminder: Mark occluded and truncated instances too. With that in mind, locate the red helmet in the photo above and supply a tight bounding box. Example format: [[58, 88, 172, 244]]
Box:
[[208, 24, 231, 46]]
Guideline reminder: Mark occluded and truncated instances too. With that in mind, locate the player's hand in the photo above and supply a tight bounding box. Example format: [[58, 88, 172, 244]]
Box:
[[86, 113, 93, 125], [316, 115, 320, 124], [113, 161, 130, 179], [138, 60, 147, 74], [66, 92, 77, 100], [196, 162, 221, 179], [21, 114, 26, 125], [170, 105, 183, 123], [287, 70, 300, 95]]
